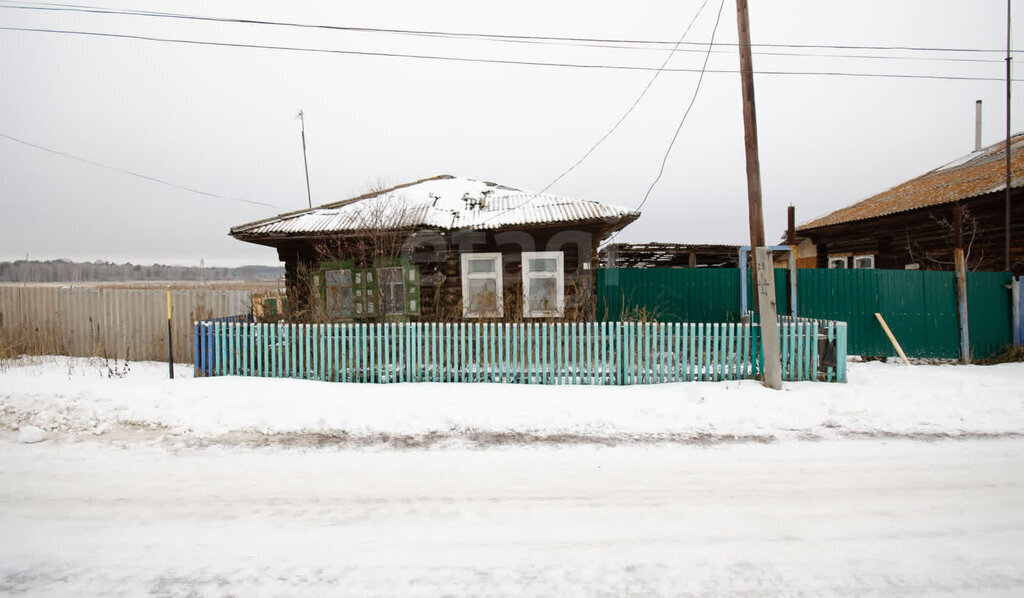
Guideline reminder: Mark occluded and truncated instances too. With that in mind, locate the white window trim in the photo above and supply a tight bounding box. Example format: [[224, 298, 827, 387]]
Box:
[[852, 254, 875, 269], [522, 251, 564, 318], [461, 252, 503, 318], [828, 256, 848, 269]]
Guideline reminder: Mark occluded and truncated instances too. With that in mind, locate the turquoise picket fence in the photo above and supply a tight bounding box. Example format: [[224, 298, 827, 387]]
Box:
[[194, 320, 847, 384]]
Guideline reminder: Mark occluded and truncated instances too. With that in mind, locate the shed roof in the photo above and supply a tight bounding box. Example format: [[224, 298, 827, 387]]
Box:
[[798, 133, 1024, 231], [231, 174, 640, 239]]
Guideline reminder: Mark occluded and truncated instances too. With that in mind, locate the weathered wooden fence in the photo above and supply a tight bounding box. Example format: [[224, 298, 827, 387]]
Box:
[[0, 286, 251, 362], [194, 320, 847, 384]]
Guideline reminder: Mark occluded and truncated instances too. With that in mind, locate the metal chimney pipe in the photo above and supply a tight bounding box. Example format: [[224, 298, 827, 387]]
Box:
[[976, 99, 983, 151]]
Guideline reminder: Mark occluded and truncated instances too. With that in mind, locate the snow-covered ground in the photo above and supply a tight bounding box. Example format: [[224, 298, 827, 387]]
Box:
[[2, 439, 1023, 596], [2, 356, 1024, 596], [1, 356, 1023, 445]]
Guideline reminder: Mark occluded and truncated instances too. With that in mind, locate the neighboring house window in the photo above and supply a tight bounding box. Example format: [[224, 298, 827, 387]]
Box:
[[462, 253, 503, 317], [828, 257, 848, 269], [853, 255, 875, 269], [324, 269, 354, 319], [522, 251, 564, 318]]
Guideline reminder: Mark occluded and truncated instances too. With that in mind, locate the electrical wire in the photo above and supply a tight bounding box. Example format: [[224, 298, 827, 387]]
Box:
[[0, 0, 1017, 56], [602, 0, 725, 248], [0, 26, 1017, 82], [472, 0, 713, 227], [0, 131, 285, 209]]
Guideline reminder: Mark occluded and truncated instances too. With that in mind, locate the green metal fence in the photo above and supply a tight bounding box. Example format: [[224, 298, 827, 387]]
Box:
[[797, 269, 1012, 359], [598, 268, 1014, 359], [966, 271, 1015, 358], [194, 320, 847, 384], [597, 268, 789, 323]]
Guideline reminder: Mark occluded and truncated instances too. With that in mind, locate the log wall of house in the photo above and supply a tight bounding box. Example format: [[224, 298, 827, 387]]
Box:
[[275, 224, 608, 322], [799, 190, 1024, 273]]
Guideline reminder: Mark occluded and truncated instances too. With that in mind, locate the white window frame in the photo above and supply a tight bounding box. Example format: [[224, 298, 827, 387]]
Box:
[[852, 254, 875, 269], [522, 251, 564, 318], [461, 252, 503, 318], [828, 256, 848, 269]]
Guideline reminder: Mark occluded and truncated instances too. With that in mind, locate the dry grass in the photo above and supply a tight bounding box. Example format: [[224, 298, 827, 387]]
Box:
[[85, 280, 281, 292], [0, 281, 280, 292], [0, 321, 69, 361], [975, 345, 1024, 365]]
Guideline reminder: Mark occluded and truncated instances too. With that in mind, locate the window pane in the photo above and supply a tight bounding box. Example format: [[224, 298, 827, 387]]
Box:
[[325, 270, 353, 319], [327, 286, 353, 319], [377, 268, 405, 315], [384, 282, 405, 315], [468, 258, 495, 274], [528, 278, 557, 313], [529, 258, 557, 273], [325, 270, 350, 285], [467, 278, 498, 313]]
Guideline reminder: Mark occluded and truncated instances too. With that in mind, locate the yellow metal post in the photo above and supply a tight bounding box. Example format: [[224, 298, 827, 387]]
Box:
[[166, 288, 174, 379]]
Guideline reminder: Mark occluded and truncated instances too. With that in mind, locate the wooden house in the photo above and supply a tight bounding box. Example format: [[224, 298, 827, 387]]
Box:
[[230, 175, 639, 321], [792, 133, 1024, 274]]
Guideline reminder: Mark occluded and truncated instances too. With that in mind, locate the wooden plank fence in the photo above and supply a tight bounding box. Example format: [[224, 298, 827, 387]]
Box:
[[194, 320, 847, 384]]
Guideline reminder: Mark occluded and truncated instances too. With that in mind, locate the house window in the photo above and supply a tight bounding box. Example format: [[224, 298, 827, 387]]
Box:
[[853, 254, 875, 269], [324, 269, 354, 319], [378, 267, 405, 316], [320, 259, 421, 320], [522, 251, 564, 318], [828, 257, 848, 269], [461, 253, 503, 318]]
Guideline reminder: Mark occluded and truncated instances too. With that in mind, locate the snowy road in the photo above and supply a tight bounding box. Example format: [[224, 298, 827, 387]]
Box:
[[2, 439, 1023, 596]]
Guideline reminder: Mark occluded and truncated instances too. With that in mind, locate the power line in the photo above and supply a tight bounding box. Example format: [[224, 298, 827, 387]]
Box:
[[604, 0, 727, 249], [1, 25, 1019, 82], [0, 2, 1009, 64], [0, 0, 1017, 56], [476, 0, 713, 227], [0, 131, 284, 209]]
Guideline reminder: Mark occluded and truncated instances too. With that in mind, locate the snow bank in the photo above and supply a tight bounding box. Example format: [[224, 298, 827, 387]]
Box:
[[1, 356, 1023, 445], [17, 425, 44, 443]]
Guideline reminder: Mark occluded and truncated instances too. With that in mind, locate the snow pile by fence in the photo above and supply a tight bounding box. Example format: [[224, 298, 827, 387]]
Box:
[[1, 356, 1023, 445]]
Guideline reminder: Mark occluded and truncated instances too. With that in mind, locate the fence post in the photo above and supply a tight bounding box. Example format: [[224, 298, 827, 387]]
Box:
[[192, 321, 200, 377], [955, 249, 971, 363], [1013, 276, 1021, 346]]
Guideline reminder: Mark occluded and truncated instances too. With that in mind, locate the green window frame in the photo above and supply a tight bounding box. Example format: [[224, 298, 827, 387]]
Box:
[[317, 257, 421, 320]]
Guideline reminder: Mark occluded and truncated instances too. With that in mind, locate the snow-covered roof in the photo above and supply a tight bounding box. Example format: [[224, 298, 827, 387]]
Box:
[[231, 175, 640, 239]]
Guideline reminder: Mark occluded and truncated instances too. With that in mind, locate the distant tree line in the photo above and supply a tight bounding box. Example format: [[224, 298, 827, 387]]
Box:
[[0, 259, 283, 283]]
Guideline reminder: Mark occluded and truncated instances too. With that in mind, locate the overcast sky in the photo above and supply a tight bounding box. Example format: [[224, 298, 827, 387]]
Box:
[[1, 0, 1021, 266]]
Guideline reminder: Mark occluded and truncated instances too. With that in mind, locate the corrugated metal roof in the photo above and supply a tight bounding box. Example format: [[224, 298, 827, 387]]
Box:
[[231, 175, 640, 238], [798, 133, 1024, 231]]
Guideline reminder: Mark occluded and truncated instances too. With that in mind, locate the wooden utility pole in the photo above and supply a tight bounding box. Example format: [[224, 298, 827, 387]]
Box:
[[954, 205, 971, 363], [735, 0, 782, 389], [1006, 0, 1013, 271], [298, 110, 313, 209]]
